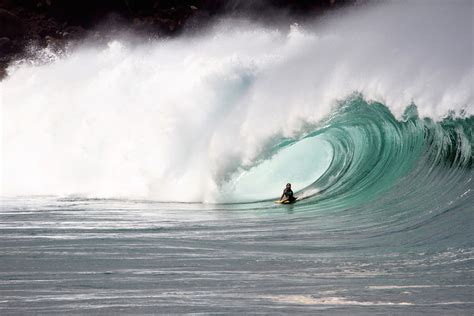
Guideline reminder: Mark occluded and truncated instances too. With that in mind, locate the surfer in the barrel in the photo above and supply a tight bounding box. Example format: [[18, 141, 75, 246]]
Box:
[[280, 183, 296, 203]]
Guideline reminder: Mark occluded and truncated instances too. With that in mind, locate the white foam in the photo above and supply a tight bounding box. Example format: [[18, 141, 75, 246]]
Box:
[[368, 285, 434, 290], [1, 1, 472, 200], [264, 295, 413, 306]]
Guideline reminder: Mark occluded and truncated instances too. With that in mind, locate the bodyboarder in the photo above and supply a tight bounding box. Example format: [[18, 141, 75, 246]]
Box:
[[280, 183, 296, 203]]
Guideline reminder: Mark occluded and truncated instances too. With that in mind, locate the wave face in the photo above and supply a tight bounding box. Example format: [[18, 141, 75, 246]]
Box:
[[1, 0, 473, 203]]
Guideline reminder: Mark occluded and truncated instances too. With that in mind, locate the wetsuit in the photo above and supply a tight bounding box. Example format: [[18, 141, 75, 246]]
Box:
[[282, 188, 296, 202]]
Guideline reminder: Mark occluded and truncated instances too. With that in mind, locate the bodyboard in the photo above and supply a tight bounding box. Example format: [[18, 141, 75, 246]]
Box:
[[275, 198, 297, 204]]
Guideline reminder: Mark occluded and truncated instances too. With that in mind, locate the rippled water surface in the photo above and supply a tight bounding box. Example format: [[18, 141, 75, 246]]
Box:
[[1, 195, 472, 314]]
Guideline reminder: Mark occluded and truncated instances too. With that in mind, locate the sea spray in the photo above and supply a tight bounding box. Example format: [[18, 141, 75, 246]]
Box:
[[1, 0, 472, 201]]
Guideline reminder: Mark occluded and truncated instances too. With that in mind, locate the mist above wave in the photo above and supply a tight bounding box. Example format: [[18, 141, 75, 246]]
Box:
[[1, 0, 472, 201]]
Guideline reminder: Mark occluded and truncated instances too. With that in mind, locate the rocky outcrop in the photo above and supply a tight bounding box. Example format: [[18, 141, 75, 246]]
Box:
[[0, 8, 24, 38]]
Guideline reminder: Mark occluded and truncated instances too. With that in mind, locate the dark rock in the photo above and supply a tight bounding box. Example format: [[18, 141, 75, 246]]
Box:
[[0, 9, 25, 38], [0, 36, 12, 54], [0, 36, 11, 46]]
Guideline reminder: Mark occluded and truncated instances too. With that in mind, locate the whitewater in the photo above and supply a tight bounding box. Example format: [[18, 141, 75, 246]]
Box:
[[1, 0, 473, 314]]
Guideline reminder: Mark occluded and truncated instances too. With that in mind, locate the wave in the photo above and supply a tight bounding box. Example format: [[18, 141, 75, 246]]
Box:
[[1, 0, 472, 205], [223, 96, 472, 205]]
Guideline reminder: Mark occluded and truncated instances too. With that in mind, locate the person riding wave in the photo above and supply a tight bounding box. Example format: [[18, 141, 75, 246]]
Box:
[[280, 183, 296, 203]]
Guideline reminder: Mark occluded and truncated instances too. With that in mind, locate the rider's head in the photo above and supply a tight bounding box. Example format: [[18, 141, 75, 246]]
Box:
[[286, 183, 291, 188]]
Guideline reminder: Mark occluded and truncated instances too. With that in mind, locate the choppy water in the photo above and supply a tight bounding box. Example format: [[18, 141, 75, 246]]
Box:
[[1, 191, 472, 314]]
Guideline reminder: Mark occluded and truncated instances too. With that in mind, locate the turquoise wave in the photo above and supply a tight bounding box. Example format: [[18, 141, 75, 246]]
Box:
[[231, 96, 472, 205], [226, 96, 472, 249], [225, 96, 474, 251], [305, 96, 472, 209]]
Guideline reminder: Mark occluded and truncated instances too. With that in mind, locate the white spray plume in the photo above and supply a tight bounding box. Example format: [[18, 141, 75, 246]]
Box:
[[1, 0, 472, 201]]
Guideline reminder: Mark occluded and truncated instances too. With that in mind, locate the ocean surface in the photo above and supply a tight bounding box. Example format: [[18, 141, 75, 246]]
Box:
[[1, 184, 472, 314], [1, 0, 473, 314]]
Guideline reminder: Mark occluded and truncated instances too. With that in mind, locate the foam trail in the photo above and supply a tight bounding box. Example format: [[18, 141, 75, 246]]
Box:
[[1, 0, 472, 201]]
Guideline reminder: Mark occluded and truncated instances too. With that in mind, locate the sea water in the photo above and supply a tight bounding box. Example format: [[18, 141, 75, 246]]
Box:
[[1, 0, 473, 314]]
